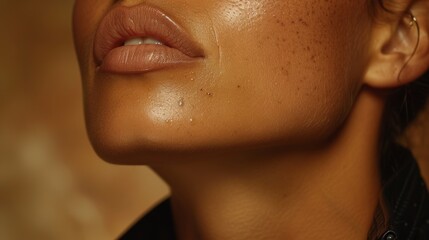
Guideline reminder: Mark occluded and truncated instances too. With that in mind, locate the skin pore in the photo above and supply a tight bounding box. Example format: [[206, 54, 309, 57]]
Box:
[[73, 0, 429, 239]]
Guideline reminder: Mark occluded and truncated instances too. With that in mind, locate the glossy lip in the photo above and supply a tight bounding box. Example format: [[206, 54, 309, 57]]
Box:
[[94, 4, 205, 73]]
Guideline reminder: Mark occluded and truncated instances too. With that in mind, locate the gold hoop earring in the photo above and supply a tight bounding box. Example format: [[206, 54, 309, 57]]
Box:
[[398, 13, 420, 82]]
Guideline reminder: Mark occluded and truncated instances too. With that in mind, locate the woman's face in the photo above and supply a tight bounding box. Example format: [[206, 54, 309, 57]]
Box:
[[73, 0, 372, 163]]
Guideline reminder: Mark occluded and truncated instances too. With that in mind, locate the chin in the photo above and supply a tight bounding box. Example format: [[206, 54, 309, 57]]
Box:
[[85, 117, 191, 165], [84, 113, 338, 166]]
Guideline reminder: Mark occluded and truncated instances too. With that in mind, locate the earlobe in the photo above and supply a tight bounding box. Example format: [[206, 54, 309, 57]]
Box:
[[364, 7, 429, 89]]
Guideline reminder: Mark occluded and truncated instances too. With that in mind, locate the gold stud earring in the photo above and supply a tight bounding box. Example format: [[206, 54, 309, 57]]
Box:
[[408, 13, 418, 28]]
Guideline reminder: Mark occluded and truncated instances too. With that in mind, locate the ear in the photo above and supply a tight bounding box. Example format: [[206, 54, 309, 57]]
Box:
[[364, 1, 429, 88]]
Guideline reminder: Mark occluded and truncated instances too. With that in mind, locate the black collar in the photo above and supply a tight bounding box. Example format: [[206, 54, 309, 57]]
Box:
[[119, 199, 176, 240], [377, 154, 429, 240]]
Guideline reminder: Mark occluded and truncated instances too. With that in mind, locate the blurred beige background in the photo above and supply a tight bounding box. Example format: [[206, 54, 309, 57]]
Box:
[[0, 1, 168, 239], [0, 1, 428, 240]]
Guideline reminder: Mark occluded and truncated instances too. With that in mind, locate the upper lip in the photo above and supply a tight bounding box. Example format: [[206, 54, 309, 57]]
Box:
[[94, 4, 204, 65]]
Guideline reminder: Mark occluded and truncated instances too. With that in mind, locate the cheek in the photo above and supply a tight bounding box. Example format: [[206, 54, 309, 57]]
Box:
[[207, 0, 369, 140]]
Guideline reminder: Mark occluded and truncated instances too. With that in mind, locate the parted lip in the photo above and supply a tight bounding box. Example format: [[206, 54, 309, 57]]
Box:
[[94, 4, 204, 66]]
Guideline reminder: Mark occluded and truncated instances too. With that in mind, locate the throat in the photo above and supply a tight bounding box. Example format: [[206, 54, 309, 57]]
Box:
[[153, 150, 381, 240]]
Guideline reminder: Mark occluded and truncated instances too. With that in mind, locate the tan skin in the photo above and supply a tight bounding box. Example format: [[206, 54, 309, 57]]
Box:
[[73, 0, 429, 239]]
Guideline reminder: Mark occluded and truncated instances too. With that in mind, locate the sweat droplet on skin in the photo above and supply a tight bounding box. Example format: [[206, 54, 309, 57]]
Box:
[[178, 98, 184, 107]]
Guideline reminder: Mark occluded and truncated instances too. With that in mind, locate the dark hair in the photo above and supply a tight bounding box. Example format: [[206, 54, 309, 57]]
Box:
[[375, 69, 429, 239], [381, 69, 429, 173], [369, 1, 429, 239]]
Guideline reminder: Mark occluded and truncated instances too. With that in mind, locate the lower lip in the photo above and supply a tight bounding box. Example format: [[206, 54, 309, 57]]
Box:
[[98, 45, 200, 74]]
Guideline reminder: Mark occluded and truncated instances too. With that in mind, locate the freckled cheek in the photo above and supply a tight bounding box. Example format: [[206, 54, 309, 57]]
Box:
[[229, 6, 356, 83], [218, 18, 327, 93], [211, 4, 363, 128]]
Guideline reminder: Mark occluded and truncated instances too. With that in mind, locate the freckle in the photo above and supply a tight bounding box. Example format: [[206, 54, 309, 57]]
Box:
[[281, 68, 289, 76], [200, 88, 204, 91], [291, 20, 295, 24], [237, 85, 241, 88]]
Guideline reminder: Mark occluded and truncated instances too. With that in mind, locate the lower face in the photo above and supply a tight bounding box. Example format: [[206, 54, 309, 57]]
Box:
[[73, 0, 372, 163]]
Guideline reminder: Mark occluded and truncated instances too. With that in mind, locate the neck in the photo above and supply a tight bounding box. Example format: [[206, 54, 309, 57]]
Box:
[[151, 90, 384, 240]]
